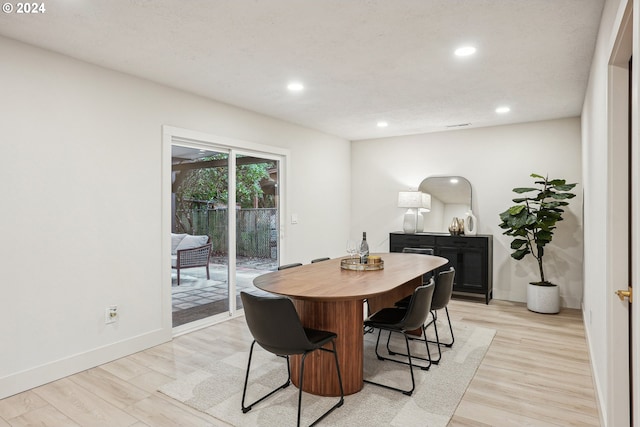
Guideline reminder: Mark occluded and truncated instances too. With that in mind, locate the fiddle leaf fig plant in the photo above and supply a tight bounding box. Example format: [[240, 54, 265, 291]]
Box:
[[498, 173, 577, 285]]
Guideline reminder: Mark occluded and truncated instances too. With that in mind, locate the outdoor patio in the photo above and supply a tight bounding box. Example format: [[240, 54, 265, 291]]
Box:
[[172, 256, 277, 327]]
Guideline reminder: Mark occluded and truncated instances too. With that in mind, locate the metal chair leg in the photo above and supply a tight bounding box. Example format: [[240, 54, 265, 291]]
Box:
[[383, 325, 433, 369], [424, 308, 454, 348], [309, 342, 344, 426], [294, 345, 344, 427], [442, 307, 455, 347], [364, 329, 418, 395], [241, 341, 291, 414]]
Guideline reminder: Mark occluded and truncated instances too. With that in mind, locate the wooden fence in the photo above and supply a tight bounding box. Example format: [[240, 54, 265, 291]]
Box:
[[175, 207, 277, 259]]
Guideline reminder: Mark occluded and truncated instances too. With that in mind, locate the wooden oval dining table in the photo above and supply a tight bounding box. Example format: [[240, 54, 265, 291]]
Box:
[[253, 252, 448, 396]]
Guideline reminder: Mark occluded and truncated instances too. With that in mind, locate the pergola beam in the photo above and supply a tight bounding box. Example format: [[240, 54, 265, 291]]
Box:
[[171, 156, 270, 172]]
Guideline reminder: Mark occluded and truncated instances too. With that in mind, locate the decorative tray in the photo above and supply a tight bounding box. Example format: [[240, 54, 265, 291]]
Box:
[[340, 258, 384, 271]]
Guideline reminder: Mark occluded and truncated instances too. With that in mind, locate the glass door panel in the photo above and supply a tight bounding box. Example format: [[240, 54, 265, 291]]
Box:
[[234, 154, 279, 309], [170, 145, 230, 327]]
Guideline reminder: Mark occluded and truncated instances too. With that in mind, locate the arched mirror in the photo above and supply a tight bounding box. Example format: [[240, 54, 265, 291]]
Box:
[[418, 176, 472, 233]]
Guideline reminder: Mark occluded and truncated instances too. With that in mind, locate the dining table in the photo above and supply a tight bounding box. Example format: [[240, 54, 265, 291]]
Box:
[[253, 252, 448, 396]]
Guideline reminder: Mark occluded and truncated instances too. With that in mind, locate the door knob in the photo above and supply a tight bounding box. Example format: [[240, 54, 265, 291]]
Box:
[[615, 288, 633, 303]]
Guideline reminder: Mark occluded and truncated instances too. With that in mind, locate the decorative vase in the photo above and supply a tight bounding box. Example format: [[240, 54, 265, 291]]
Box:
[[464, 210, 477, 235], [526, 283, 560, 314], [449, 217, 464, 235]]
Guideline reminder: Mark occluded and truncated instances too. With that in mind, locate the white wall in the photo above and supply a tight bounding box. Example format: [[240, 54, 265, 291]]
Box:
[[0, 36, 351, 398], [351, 118, 583, 307]]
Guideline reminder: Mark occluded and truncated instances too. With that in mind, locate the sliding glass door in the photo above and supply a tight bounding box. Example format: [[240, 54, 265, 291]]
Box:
[[166, 129, 286, 330]]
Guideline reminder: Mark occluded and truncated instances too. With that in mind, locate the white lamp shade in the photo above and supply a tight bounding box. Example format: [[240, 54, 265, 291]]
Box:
[[421, 193, 431, 211], [398, 191, 423, 208]]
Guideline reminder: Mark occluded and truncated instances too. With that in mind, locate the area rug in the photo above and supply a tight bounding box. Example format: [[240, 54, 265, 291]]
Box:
[[160, 320, 495, 427]]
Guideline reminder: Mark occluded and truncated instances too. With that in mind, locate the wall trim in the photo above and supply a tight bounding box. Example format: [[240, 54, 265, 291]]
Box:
[[0, 328, 171, 400], [582, 303, 607, 426]]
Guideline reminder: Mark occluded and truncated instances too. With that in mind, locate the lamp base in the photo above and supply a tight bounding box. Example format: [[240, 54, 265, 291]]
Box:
[[416, 212, 424, 233], [402, 209, 417, 234]]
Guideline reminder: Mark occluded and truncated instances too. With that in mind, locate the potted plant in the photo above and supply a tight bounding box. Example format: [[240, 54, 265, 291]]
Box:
[[498, 173, 577, 313]]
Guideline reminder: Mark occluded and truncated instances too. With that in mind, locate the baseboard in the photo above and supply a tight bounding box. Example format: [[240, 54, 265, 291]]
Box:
[[582, 302, 607, 426], [0, 327, 172, 400]]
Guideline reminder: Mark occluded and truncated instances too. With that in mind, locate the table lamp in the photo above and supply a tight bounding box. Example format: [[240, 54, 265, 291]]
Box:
[[398, 191, 431, 234]]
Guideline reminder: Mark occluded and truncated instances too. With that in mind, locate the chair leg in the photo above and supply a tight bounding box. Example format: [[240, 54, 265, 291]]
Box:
[[364, 330, 417, 395], [241, 341, 291, 414], [363, 300, 374, 334], [423, 308, 454, 348], [297, 353, 306, 427], [384, 326, 433, 370], [297, 343, 344, 427], [442, 307, 455, 347], [205, 263, 210, 280], [176, 267, 180, 286], [428, 316, 442, 364]]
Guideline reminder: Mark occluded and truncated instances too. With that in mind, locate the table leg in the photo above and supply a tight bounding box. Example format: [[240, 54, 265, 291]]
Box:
[[291, 299, 363, 396]]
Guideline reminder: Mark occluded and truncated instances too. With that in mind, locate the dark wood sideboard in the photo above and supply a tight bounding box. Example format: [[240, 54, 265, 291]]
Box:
[[389, 232, 493, 304]]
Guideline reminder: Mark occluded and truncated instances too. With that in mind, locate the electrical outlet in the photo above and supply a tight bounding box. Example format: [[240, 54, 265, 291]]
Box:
[[105, 305, 118, 324]]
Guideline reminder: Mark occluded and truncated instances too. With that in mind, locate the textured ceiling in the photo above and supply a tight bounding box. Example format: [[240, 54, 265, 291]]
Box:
[[0, 0, 604, 141]]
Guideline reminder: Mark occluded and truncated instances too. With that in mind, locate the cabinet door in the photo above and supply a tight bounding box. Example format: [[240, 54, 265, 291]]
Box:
[[436, 245, 485, 293], [435, 245, 459, 280], [458, 247, 485, 292]]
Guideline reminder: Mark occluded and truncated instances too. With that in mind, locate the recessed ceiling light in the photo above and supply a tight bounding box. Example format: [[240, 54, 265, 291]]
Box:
[[450, 178, 459, 184], [454, 46, 476, 57], [377, 121, 388, 128], [287, 82, 304, 91], [496, 106, 511, 114]]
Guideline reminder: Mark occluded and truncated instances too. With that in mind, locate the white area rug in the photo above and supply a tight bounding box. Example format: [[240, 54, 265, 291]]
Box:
[[160, 321, 495, 427]]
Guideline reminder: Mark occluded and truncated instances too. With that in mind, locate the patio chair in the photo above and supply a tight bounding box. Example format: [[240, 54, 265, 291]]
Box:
[[171, 234, 212, 286]]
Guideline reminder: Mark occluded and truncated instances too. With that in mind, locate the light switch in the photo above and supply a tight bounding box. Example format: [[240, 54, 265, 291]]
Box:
[[291, 213, 299, 224]]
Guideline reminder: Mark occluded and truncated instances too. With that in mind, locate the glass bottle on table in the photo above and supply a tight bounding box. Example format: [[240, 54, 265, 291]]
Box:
[[359, 232, 369, 264]]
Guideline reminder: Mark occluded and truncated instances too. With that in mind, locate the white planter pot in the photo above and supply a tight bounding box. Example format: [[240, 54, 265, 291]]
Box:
[[527, 283, 560, 314]]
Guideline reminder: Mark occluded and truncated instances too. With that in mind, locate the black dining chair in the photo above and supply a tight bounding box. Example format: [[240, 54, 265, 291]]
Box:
[[278, 263, 303, 270], [363, 279, 435, 396], [392, 267, 456, 364], [240, 292, 344, 427], [310, 257, 330, 263]]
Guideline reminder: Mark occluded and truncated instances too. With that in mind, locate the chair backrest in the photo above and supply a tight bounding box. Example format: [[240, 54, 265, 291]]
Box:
[[401, 279, 435, 331], [278, 263, 303, 270], [311, 257, 330, 263], [402, 247, 435, 283], [431, 267, 455, 311], [240, 292, 315, 355], [402, 247, 434, 255]]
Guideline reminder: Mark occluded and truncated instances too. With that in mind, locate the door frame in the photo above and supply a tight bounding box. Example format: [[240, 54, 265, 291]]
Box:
[[632, 1, 640, 419], [608, 3, 632, 423], [608, 1, 640, 424], [161, 125, 289, 335]]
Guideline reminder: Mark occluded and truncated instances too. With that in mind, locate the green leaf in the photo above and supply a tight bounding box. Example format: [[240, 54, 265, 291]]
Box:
[[510, 239, 528, 250], [512, 197, 536, 203], [511, 248, 529, 260], [553, 183, 577, 191], [548, 179, 566, 186], [513, 187, 538, 194], [550, 193, 576, 200], [508, 205, 525, 215], [530, 173, 545, 179]]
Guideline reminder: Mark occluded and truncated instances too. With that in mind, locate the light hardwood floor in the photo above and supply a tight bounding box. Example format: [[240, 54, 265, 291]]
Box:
[[0, 299, 600, 427]]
